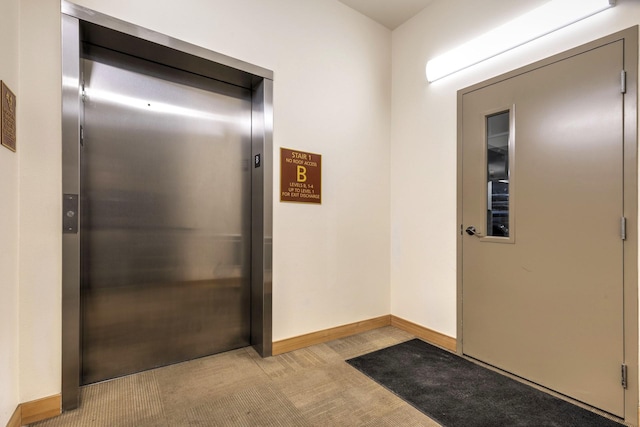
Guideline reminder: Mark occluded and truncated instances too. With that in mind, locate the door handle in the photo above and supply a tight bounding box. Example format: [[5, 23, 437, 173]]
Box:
[[465, 226, 483, 237]]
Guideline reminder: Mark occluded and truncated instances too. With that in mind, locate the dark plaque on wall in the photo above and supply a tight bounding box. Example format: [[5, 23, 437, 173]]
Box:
[[280, 147, 321, 204], [1, 81, 16, 152]]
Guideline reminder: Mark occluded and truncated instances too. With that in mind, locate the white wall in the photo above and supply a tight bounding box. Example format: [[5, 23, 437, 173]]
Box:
[[16, 0, 391, 402], [0, 0, 20, 422], [390, 0, 640, 337], [18, 0, 64, 403]]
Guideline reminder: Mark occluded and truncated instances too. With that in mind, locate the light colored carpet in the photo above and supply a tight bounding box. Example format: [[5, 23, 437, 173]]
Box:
[[31, 326, 440, 426]]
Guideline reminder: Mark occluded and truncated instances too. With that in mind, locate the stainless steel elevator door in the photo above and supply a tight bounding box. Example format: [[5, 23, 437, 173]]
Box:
[[80, 49, 252, 384]]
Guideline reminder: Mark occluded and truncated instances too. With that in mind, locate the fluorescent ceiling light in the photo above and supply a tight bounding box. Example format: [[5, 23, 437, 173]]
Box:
[[425, 0, 615, 83]]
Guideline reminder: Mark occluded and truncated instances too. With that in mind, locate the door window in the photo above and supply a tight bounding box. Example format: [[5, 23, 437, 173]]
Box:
[[486, 111, 511, 239]]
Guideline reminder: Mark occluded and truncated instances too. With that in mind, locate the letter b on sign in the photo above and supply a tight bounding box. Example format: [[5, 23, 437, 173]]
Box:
[[297, 165, 307, 183]]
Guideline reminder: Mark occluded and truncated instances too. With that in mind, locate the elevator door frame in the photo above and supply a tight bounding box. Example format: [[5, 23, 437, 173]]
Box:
[[456, 27, 638, 425], [61, 1, 273, 411]]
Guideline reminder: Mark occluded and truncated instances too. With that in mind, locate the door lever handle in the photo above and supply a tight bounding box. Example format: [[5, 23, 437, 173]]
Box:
[[465, 226, 483, 237]]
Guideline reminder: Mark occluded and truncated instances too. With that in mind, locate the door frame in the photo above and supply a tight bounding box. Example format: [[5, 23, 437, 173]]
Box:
[[456, 27, 638, 425], [61, 1, 274, 411]]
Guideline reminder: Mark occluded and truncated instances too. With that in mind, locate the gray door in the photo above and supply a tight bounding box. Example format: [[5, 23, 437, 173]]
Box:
[[81, 48, 252, 384], [461, 40, 624, 416]]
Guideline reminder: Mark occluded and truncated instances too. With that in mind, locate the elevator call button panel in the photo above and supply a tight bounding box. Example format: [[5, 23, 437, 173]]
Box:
[[63, 194, 79, 233]]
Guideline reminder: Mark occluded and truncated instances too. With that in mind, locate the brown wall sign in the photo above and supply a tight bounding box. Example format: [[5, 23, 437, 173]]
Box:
[[1, 81, 16, 152], [280, 147, 321, 204]]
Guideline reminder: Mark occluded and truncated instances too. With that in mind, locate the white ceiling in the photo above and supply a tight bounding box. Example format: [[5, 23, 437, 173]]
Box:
[[337, 0, 435, 30]]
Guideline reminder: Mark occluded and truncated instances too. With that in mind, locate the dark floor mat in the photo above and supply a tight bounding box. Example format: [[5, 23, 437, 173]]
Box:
[[346, 339, 623, 427]]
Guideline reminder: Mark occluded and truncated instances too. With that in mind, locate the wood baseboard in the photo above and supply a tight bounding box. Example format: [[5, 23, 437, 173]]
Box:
[[272, 315, 392, 355], [6, 406, 20, 427], [271, 314, 457, 356], [390, 315, 457, 352], [19, 394, 61, 426]]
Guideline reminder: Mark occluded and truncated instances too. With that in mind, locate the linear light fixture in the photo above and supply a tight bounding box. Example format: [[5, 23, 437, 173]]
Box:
[[425, 0, 616, 83]]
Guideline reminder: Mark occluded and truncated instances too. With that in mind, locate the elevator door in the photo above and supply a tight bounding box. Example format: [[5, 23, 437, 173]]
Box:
[[461, 40, 625, 416], [81, 49, 252, 384]]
